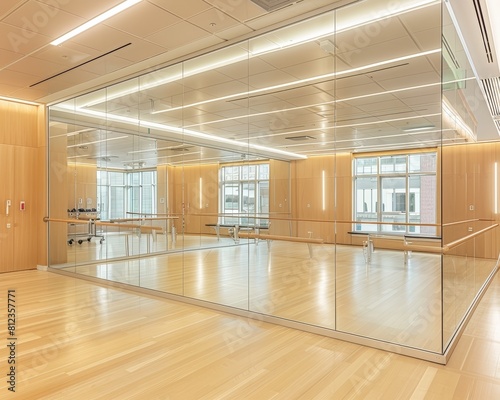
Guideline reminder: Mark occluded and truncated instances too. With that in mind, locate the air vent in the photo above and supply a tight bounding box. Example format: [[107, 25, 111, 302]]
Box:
[[172, 146, 192, 152], [30, 43, 132, 87], [481, 77, 500, 116], [250, 0, 299, 12], [285, 135, 315, 141], [472, 0, 494, 63], [87, 155, 118, 162]]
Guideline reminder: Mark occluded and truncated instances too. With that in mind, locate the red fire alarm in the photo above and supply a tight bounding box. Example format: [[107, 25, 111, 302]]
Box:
[[20, 201, 25, 211]]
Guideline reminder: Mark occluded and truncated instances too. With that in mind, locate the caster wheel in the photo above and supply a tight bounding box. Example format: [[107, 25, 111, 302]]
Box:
[[68, 239, 74, 245], [100, 238, 105, 244], [78, 240, 84, 245], [87, 237, 92, 242]]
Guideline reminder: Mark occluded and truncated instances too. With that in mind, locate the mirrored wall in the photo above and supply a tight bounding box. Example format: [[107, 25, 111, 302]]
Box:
[[47, 0, 499, 362]]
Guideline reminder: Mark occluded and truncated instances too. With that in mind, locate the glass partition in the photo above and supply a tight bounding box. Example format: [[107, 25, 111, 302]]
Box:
[[47, 0, 499, 362]]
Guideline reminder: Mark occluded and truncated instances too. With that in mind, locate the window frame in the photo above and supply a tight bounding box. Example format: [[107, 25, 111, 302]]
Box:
[[353, 152, 437, 235]]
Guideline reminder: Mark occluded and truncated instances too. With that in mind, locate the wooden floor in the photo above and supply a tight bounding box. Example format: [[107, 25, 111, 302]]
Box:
[[53, 234, 497, 354], [0, 268, 499, 399]]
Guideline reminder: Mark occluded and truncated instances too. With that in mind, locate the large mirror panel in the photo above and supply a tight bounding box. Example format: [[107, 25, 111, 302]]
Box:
[[332, 0, 443, 353], [46, 0, 499, 361]]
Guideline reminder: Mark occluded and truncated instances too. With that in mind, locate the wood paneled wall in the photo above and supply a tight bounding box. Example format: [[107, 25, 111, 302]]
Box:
[[291, 154, 351, 243], [269, 159, 291, 236], [170, 164, 219, 235], [48, 125, 69, 265], [67, 164, 97, 210], [0, 100, 45, 273], [442, 142, 500, 259]]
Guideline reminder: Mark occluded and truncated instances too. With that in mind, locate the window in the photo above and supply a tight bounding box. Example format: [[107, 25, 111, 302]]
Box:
[[97, 170, 157, 220], [220, 164, 269, 226], [353, 153, 437, 234]]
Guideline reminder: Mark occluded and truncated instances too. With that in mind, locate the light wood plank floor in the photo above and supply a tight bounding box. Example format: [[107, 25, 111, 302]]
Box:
[[0, 269, 499, 399], [54, 234, 497, 354]]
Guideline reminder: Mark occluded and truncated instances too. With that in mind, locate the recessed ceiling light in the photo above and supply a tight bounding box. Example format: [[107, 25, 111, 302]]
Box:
[[51, 0, 143, 46], [403, 125, 436, 132]]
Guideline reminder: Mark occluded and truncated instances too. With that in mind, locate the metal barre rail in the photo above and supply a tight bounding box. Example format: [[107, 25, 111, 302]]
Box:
[[43, 217, 163, 231]]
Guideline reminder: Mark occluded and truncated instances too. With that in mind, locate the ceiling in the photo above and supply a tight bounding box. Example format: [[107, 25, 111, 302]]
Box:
[[2, 0, 500, 169]]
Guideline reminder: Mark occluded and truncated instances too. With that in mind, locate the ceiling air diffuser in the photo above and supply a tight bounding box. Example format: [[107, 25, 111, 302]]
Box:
[[250, 0, 298, 12]]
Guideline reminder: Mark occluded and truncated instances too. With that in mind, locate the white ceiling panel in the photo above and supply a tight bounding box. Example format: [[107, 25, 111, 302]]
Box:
[[213, 24, 254, 41], [0, 68, 39, 87], [37, 0, 124, 19], [5, 55, 66, 78], [0, 48, 23, 68], [0, 0, 494, 165], [410, 27, 442, 52], [112, 40, 166, 63], [0, 81, 22, 94], [0, 22, 51, 55], [281, 56, 336, 80], [0, 0, 26, 16], [248, 69, 296, 88], [104, 2, 180, 38], [146, 20, 212, 49], [2, 1, 85, 39], [76, 55, 134, 77], [188, 8, 241, 34], [149, 0, 212, 19], [399, 3, 442, 35], [203, 0, 266, 23], [378, 71, 441, 91], [339, 36, 424, 69], [33, 42, 97, 66], [69, 24, 142, 53]]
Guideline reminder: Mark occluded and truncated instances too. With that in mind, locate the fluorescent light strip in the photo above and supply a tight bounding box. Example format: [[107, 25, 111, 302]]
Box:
[[257, 112, 441, 144], [495, 162, 498, 214], [135, 152, 202, 163], [279, 129, 447, 149], [322, 170, 326, 211], [0, 96, 40, 106], [153, 49, 441, 115], [75, 0, 439, 108], [67, 154, 90, 159], [128, 144, 186, 154], [51, 0, 143, 46], [304, 139, 451, 155], [158, 154, 242, 166], [54, 104, 305, 160], [186, 81, 443, 130], [403, 126, 435, 132], [441, 99, 475, 141], [199, 177, 203, 209], [189, 77, 472, 134], [67, 135, 128, 148]]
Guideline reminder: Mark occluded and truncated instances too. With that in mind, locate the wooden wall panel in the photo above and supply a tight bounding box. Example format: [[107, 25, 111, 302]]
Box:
[[335, 153, 353, 245], [174, 164, 219, 235], [269, 160, 290, 222], [37, 106, 48, 267], [13, 146, 38, 270], [0, 100, 42, 272], [156, 165, 169, 233], [442, 142, 500, 259], [48, 127, 69, 265], [67, 164, 97, 210], [0, 145, 15, 272], [290, 155, 352, 243], [0, 100, 38, 147]]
